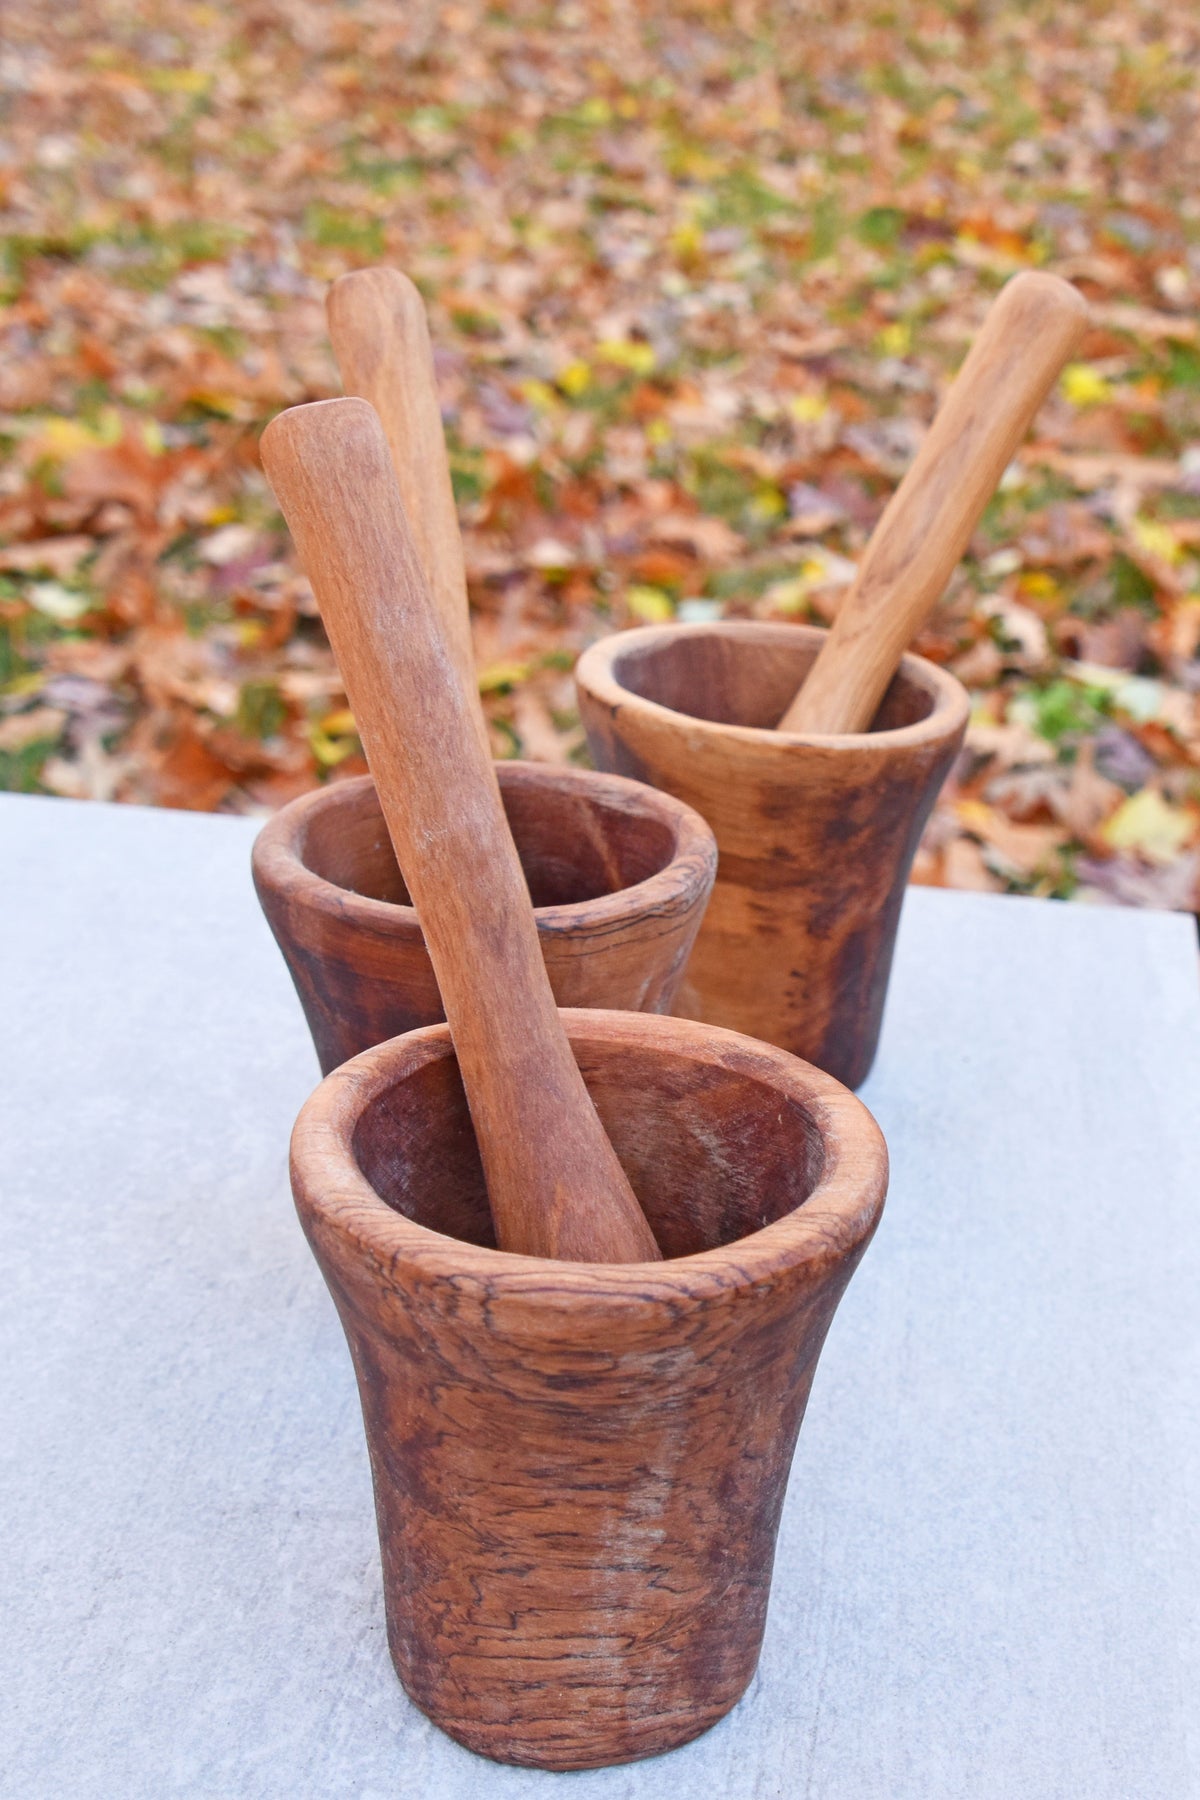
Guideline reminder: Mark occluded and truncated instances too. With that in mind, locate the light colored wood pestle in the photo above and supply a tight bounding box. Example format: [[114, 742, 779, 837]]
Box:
[[778, 270, 1089, 735], [326, 267, 487, 748], [261, 397, 661, 1265]]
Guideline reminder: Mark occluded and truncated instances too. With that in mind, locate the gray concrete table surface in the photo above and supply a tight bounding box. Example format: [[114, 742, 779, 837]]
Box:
[[2, 790, 1198, 1800]]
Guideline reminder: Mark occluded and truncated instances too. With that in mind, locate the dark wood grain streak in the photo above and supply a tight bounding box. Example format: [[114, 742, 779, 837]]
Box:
[[253, 763, 717, 1074], [576, 620, 969, 1087], [290, 1007, 889, 1769]]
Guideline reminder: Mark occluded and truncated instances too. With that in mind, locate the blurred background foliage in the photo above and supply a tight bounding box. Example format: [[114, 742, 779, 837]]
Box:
[[2, 0, 1200, 909]]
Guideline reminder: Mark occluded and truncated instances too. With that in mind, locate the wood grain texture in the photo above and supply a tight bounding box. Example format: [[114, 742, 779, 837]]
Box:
[[260, 397, 660, 1264], [289, 1007, 889, 1770], [326, 266, 483, 741], [252, 762, 717, 1074], [779, 271, 1088, 734], [577, 620, 969, 1087]]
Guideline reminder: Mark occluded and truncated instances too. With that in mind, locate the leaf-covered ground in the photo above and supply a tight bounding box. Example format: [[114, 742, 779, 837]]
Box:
[[3, 1, 1200, 911]]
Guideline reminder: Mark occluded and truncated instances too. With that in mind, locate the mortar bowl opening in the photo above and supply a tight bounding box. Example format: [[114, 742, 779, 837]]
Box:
[[350, 1033, 829, 1261], [610, 626, 940, 735], [298, 772, 682, 910]]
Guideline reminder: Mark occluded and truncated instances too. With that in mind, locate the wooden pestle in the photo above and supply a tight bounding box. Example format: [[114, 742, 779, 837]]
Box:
[[261, 398, 661, 1265], [778, 271, 1089, 735], [326, 267, 487, 749]]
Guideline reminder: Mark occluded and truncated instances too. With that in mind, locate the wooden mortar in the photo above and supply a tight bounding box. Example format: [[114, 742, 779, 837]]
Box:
[[252, 762, 717, 1074], [290, 1006, 888, 1770], [576, 620, 969, 1087]]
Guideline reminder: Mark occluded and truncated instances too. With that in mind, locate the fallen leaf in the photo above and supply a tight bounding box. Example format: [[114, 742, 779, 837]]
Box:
[[941, 837, 1005, 892], [626, 585, 675, 623], [199, 524, 259, 565], [0, 706, 67, 751], [0, 536, 94, 578], [1075, 851, 1200, 909], [26, 582, 91, 622], [1099, 788, 1197, 863], [512, 687, 573, 763]]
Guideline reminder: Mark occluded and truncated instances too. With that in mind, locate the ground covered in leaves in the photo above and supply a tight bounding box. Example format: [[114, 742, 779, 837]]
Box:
[[3, 0, 1200, 910]]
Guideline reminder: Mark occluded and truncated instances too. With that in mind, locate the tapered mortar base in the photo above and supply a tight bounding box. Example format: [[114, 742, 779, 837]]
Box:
[[290, 1008, 889, 1770]]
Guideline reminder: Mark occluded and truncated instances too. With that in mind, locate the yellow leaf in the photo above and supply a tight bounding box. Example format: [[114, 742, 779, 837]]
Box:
[[1018, 571, 1059, 600], [319, 707, 357, 736], [789, 394, 828, 423], [476, 660, 529, 693], [34, 419, 98, 460], [557, 361, 591, 398], [146, 67, 212, 94], [955, 798, 995, 835], [310, 728, 359, 769], [188, 390, 251, 418], [878, 321, 911, 356], [576, 97, 612, 125], [1131, 515, 1183, 565], [626, 585, 675, 623], [595, 339, 656, 377], [519, 378, 558, 412], [749, 485, 787, 522], [29, 410, 122, 461], [761, 577, 809, 615], [1061, 364, 1113, 407], [670, 220, 705, 261], [646, 419, 671, 445], [673, 146, 721, 180], [1100, 789, 1196, 863]]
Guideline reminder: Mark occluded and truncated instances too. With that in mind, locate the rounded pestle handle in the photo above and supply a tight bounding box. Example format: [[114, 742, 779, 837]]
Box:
[[326, 267, 487, 749], [261, 398, 662, 1265], [778, 271, 1089, 736]]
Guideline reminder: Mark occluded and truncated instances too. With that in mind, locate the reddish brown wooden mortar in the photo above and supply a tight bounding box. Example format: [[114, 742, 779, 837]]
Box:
[[290, 1007, 888, 1770], [576, 621, 969, 1088], [253, 761, 716, 1074]]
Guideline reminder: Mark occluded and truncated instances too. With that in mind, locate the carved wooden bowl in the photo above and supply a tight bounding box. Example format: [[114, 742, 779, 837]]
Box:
[[253, 763, 717, 1074], [576, 621, 969, 1087], [290, 1007, 888, 1770]]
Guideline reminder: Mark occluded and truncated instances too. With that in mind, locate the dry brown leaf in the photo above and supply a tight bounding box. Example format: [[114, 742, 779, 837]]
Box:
[[0, 536, 94, 577], [0, 706, 66, 751], [942, 837, 1006, 892]]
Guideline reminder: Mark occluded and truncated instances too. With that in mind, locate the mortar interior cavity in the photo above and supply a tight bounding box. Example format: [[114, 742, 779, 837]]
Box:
[[351, 1036, 828, 1260], [300, 777, 678, 909], [612, 630, 938, 733]]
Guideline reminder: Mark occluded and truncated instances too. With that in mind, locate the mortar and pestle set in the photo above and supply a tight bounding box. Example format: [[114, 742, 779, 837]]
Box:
[[257, 269, 1088, 1769]]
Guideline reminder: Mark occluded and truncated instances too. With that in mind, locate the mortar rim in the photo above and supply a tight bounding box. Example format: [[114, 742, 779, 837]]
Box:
[[289, 1006, 889, 1314], [253, 761, 718, 941], [575, 619, 970, 755]]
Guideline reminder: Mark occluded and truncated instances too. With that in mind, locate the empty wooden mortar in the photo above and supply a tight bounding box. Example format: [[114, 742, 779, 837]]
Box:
[[290, 1006, 888, 1770], [252, 761, 717, 1075], [576, 620, 970, 1088]]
